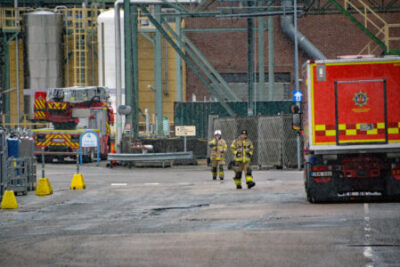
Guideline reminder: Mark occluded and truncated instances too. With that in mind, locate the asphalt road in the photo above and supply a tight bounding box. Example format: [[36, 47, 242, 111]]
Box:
[[0, 163, 399, 267]]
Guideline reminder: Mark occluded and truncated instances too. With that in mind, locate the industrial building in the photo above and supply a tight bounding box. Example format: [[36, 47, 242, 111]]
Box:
[[0, 0, 399, 137]]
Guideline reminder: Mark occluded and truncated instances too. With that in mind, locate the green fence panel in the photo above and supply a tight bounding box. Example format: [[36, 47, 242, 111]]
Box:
[[174, 101, 293, 138]]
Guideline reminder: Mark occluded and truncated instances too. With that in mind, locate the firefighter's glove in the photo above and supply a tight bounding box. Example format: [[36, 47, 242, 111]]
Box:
[[209, 144, 216, 148]]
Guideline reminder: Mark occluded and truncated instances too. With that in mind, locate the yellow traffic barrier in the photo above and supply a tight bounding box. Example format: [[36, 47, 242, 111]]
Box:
[[70, 173, 86, 190], [1, 190, 18, 209], [36, 178, 53, 196]]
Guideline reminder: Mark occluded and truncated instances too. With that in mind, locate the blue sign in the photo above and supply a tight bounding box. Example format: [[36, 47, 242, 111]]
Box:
[[293, 90, 303, 102], [79, 130, 100, 166]]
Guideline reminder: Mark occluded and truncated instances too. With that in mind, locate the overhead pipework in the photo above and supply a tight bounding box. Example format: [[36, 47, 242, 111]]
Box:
[[280, 0, 326, 60]]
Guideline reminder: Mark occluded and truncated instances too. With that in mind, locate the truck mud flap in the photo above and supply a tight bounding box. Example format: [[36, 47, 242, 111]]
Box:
[[305, 164, 337, 203]]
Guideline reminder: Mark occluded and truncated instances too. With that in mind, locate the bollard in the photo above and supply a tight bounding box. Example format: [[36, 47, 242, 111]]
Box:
[[71, 153, 86, 190], [36, 148, 53, 196], [1, 190, 18, 209]]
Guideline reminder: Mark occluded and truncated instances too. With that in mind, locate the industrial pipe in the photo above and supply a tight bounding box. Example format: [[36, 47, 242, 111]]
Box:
[[280, 0, 326, 60]]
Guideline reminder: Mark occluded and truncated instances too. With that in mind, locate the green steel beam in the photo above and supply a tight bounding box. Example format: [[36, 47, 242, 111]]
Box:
[[132, 5, 139, 137], [181, 33, 240, 102], [175, 15, 183, 102], [329, 0, 387, 54], [124, 0, 133, 135], [139, 5, 236, 117], [154, 5, 163, 136], [140, 32, 154, 44], [160, 19, 239, 102], [268, 15, 274, 101], [123, 0, 139, 137], [161, 18, 229, 102], [182, 28, 248, 33], [257, 13, 265, 102], [247, 15, 254, 115]]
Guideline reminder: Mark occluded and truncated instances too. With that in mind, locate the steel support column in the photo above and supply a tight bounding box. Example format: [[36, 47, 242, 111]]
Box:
[[154, 5, 163, 136], [175, 14, 183, 102], [132, 6, 139, 137], [124, 0, 133, 134], [268, 16, 275, 101], [247, 16, 254, 116], [257, 15, 265, 102]]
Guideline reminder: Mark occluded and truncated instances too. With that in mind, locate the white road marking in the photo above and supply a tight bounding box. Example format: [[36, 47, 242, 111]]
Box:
[[144, 183, 160, 186], [363, 203, 375, 267], [111, 183, 128, 186]]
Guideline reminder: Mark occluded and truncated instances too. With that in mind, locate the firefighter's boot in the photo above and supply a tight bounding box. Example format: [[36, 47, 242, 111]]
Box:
[[212, 167, 217, 180], [219, 166, 224, 180], [234, 172, 242, 189], [246, 176, 256, 189]]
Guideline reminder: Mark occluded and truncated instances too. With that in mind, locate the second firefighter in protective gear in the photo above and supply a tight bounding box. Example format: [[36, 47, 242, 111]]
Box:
[[209, 130, 227, 180], [230, 129, 256, 189]]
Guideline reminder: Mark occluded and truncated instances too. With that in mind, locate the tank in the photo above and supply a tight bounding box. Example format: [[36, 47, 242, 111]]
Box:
[[23, 10, 64, 119], [97, 9, 125, 107], [97, 9, 125, 136]]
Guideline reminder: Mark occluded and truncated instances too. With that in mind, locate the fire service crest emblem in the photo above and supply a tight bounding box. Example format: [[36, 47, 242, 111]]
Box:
[[353, 90, 369, 107]]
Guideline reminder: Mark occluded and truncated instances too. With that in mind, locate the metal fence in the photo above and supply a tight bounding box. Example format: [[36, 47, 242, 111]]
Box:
[[209, 114, 302, 169], [175, 101, 293, 138]]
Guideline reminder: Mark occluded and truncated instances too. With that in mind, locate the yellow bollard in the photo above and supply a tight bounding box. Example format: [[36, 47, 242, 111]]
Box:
[[1, 190, 18, 209], [36, 178, 53, 196], [70, 173, 86, 190]]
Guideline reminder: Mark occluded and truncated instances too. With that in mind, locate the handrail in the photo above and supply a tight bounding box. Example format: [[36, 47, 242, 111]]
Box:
[[344, 0, 399, 53]]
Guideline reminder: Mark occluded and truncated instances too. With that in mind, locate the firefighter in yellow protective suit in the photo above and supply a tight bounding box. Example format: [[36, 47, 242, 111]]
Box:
[[208, 130, 227, 180], [230, 129, 256, 189]]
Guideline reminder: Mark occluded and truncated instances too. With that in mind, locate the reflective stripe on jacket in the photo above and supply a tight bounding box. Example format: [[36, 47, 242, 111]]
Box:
[[230, 138, 253, 163]]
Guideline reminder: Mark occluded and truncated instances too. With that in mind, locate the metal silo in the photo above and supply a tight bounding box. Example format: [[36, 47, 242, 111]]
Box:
[[23, 10, 64, 118]]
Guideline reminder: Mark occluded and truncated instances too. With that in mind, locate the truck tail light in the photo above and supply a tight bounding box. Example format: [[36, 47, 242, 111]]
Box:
[[311, 165, 333, 183], [313, 177, 332, 183], [312, 165, 332, 171]]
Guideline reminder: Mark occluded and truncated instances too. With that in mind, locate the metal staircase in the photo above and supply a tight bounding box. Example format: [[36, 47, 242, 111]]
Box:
[[330, 0, 400, 55]]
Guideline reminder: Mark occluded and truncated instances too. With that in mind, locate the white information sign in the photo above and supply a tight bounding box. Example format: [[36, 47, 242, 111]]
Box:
[[175, 126, 196, 136], [81, 132, 98, 147]]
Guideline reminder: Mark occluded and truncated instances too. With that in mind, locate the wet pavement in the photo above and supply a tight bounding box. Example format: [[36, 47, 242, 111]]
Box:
[[0, 163, 399, 266]]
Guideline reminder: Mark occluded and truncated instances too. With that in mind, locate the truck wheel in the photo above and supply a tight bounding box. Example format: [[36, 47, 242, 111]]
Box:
[[384, 175, 400, 200]]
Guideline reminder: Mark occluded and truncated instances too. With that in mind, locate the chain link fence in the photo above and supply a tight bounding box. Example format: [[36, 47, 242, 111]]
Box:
[[209, 115, 302, 169]]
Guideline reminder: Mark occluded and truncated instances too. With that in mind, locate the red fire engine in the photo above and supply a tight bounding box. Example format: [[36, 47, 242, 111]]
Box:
[[32, 86, 114, 163], [300, 56, 400, 202]]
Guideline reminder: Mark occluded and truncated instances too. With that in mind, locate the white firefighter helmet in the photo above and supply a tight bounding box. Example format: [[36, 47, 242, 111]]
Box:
[[214, 130, 222, 136]]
